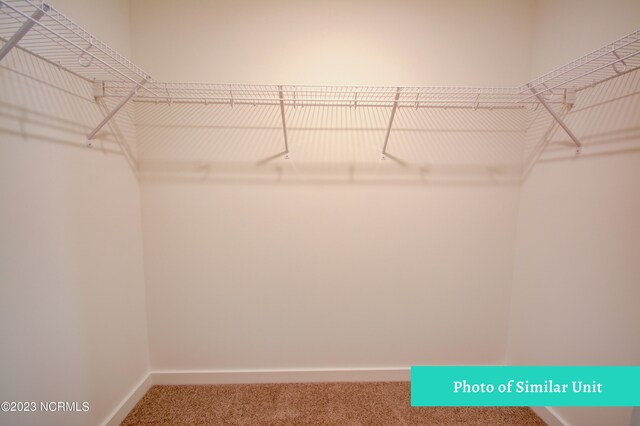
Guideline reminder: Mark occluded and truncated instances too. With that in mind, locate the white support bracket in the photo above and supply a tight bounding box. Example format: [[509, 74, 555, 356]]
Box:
[[381, 87, 401, 160], [530, 86, 582, 154], [86, 78, 147, 146], [92, 80, 105, 101], [278, 85, 290, 159], [0, 2, 49, 62]]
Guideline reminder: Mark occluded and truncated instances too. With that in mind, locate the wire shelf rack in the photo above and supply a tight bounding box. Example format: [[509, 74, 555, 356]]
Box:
[[517, 29, 640, 101], [0, 0, 155, 93], [1, 0, 638, 153], [111, 83, 537, 109], [1, 0, 638, 108]]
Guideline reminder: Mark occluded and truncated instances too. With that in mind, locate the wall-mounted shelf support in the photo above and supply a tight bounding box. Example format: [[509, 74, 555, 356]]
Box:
[[529, 86, 582, 154], [0, 2, 48, 61], [278, 86, 290, 159], [86, 78, 147, 146], [381, 87, 401, 160]]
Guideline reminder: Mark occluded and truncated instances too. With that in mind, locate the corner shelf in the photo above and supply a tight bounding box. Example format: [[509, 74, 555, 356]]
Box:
[[0, 0, 151, 88], [1, 0, 639, 156], [520, 29, 640, 100]]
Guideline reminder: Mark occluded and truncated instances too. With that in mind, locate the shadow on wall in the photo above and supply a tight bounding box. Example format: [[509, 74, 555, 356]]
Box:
[[134, 98, 528, 186], [2, 47, 639, 186], [0, 47, 138, 173], [135, 71, 640, 186], [523, 70, 640, 180]]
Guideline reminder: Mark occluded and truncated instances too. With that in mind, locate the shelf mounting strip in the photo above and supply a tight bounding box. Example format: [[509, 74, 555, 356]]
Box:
[[1, 0, 639, 156]]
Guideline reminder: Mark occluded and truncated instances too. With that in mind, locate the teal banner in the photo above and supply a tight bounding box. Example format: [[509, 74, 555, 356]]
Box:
[[411, 366, 640, 406]]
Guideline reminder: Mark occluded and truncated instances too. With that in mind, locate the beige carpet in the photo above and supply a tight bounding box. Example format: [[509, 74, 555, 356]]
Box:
[[122, 382, 546, 425]]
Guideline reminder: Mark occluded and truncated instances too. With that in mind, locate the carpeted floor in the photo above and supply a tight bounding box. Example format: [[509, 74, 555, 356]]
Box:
[[122, 382, 546, 425]]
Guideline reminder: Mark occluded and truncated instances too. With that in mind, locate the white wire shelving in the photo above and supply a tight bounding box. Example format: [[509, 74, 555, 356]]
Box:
[[126, 84, 533, 109], [519, 29, 640, 100], [0, 0, 152, 89], [1, 0, 639, 156]]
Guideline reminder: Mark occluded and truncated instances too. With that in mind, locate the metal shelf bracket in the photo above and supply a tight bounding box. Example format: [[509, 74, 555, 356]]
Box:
[[86, 79, 147, 146], [278, 85, 290, 159], [381, 87, 401, 160], [530, 86, 582, 154], [0, 2, 49, 62]]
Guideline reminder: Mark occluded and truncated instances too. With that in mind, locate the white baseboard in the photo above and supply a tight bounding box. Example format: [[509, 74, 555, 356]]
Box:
[[101, 367, 408, 425], [103, 373, 153, 426], [530, 406, 567, 426], [152, 367, 411, 385], [104, 368, 562, 426]]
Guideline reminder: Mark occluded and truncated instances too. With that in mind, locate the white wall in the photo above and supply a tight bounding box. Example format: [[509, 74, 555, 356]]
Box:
[[130, 0, 534, 86], [131, 0, 533, 373], [508, 1, 640, 425], [0, 1, 149, 425], [3, 1, 637, 423]]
